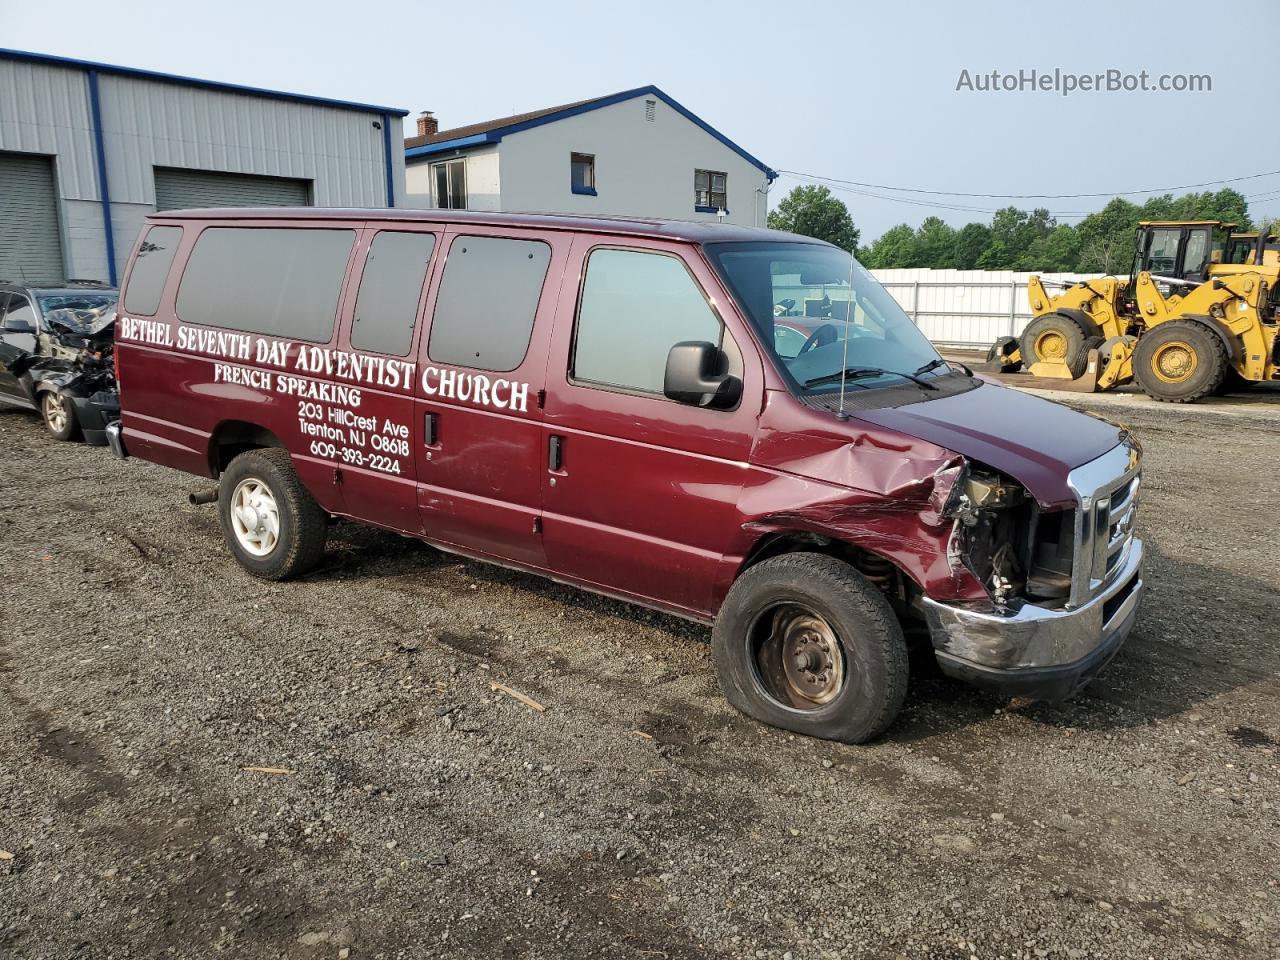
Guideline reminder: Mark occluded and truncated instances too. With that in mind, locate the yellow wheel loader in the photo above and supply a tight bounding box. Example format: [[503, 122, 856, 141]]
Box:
[[985, 221, 1280, 402]]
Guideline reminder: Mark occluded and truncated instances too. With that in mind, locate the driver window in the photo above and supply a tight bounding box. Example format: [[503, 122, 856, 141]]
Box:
[[1146, 229, 1180, 274]]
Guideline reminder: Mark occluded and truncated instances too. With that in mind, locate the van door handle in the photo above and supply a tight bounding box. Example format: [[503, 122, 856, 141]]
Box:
[[548, 435, 563, 472], [424, 412, 438, 446]]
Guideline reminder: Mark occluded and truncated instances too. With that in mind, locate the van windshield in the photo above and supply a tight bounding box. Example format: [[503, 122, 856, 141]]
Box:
[[705, 242, 947, 395]]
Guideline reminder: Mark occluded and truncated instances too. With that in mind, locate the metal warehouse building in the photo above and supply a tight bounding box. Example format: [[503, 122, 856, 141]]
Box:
[[0, 49, 409, 285]]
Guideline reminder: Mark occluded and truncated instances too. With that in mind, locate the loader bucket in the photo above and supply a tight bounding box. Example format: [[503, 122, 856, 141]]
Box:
[[1028, 348, 1103, 391]]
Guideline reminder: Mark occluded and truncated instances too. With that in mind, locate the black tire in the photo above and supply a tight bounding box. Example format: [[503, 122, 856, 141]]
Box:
[[712, 553, 908, 744], [40, 391, 81, 442], [1020, 313, 1090, 378], [217, 448, 328, 579], [1132, 320, 1227, 403]]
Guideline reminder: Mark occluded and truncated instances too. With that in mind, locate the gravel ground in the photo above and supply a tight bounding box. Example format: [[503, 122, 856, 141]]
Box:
[[1, 394, 1278, 960]]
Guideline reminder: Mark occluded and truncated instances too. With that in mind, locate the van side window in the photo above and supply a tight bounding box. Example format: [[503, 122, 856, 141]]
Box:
[[572, 248, 721, 394], [176, 227, 356, 343], [351, 231, 437, 357], [124, 225, 183, 316], [428, 235, 551, 372]]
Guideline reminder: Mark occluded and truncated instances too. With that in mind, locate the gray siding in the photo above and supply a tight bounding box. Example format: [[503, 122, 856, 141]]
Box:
[[0, 55, 406, 283]]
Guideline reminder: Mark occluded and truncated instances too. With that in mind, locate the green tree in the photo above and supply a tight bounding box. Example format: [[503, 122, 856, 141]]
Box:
[[767, 185, 860, 250], [952, 223, 992, 269], [1023, 224, 1080, 272], [977, 207, 1056, 269], [861, 224, 918, 268], [1074, 197, 1140, 273], [913, 216, 958, 267]]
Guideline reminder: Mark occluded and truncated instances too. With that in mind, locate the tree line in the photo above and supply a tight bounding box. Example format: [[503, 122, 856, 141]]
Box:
[[767, 184, 1270, 274]]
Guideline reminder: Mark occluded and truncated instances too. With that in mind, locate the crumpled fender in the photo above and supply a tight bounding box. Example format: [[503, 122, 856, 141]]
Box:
[[725, 392, 990, 605]]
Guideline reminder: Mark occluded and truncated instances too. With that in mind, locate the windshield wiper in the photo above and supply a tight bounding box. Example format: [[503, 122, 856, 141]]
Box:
[[804, 366, 940, 390], [914, 358, 949, 376]]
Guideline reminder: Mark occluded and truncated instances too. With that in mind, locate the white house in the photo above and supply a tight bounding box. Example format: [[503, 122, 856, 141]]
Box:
[[403, 86, 776, 227], [0, 48, 408, 285]]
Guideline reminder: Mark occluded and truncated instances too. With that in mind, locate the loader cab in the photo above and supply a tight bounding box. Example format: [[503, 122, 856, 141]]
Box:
[[1222, 231, 1280, 267], [1127, 221, 1228, 297]]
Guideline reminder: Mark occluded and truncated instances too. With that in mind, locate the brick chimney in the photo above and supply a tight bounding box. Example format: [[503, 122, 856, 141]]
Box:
[[416, 111, 438, 138]]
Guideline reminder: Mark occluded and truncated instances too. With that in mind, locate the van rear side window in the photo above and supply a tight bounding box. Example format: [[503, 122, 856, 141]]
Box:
[[124, 225, 183, 316], [428, 235, 551, 372], [176, 227, 356, 343], [351, 231, 437, 357]]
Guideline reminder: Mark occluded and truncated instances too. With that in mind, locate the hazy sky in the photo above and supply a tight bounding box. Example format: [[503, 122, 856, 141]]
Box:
[[6, 0, 1279, 239]]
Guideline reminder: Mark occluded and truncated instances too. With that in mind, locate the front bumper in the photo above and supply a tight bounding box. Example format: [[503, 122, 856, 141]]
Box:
[[921, 537, 1144, 700]]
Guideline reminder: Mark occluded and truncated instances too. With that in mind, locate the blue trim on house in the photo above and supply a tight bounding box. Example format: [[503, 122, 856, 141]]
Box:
[[0, 48, 410, 117], [404, 85, 776, 180], [85, 70, 117, 285], [694, 206, 728, 215], [381, 114, 396, 207], [405, 132, 500, 160], [571, 185, 598, 196]]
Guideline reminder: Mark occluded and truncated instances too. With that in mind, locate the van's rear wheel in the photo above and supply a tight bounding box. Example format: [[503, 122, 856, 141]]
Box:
[[218, 448, 327, 579], [712, 553, 908, 744]]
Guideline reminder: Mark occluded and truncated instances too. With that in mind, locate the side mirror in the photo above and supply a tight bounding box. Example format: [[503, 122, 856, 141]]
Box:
[[3, 318, 35, 334], [664, 341, 741, 408]]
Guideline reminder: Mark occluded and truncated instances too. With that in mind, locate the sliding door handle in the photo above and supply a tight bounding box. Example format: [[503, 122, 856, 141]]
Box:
[[424, 412, 438, 446], [548, 435, 563, 472]]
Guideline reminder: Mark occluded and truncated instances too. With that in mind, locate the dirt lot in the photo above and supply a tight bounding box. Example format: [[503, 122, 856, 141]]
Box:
[[1, 393, 1278, 960]]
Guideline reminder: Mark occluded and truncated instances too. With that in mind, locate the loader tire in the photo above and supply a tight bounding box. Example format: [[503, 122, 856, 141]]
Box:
[[1133, 320, 1227, 403], [1020, 313, 1090, 379]]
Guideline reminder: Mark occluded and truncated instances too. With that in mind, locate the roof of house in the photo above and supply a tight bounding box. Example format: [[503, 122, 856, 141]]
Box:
[[143, 206, 816, 245], [0, 48, 410, 117], [404, 85, 776, 180]]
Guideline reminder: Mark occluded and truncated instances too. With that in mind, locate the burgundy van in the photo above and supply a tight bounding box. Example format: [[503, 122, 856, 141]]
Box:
[[108, 209, 1143, 743]]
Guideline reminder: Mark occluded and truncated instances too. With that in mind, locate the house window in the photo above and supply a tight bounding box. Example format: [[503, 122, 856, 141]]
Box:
[[695, 169, 727, 212], [433, 159, 467, 209], [571, 153, 596, 195]]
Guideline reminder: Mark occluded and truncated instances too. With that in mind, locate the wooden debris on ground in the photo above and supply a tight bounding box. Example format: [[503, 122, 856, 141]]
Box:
[[489, 681, 545, 713]]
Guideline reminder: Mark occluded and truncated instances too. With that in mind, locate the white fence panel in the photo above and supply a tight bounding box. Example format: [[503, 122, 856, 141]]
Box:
[[870, 268, 1107, 349]]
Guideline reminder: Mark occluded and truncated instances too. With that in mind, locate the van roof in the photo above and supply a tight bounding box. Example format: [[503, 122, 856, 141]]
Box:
[[145, 207, 825, 247]]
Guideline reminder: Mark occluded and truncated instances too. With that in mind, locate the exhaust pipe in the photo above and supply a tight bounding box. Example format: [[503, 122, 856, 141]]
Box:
[[189, 487, 219, 506]]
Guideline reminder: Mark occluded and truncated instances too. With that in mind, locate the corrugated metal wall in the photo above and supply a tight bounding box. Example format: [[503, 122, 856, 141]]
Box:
[[0, 58, 99, 200], [0, 55, 404, 283], [97, 73, 388, 208], [870, 268, 1107, 348]]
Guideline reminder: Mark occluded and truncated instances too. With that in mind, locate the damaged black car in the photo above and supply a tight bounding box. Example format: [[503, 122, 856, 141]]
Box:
[[0, 281, 119, 445]]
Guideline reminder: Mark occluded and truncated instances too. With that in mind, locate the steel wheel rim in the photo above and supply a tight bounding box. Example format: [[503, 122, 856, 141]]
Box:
[[1152, 340, 1197, 384], [752, 603, 847, 710], [229, 478, 281, 557], [1035, 329, 1068, 360], [42, 394, 68, 434]]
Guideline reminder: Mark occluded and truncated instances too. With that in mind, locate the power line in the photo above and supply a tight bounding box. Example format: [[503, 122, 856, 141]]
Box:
[[782, 171, 1280, 220], [775, 167, 1280, 200]]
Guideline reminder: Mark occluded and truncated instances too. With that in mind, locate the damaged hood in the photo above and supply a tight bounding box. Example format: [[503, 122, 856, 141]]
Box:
[[852, 379, 1122, 506]]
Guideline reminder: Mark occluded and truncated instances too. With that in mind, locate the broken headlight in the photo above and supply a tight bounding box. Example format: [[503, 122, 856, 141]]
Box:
[[943, 466, 1031, 607]]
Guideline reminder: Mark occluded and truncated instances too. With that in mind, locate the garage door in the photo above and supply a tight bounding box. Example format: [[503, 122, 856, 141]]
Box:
[[154, 168, 312, 211], [0, 152, 65, 283]]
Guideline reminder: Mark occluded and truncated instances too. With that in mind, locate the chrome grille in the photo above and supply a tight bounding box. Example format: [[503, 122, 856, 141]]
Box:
[[1065, 440, 1142, 609]]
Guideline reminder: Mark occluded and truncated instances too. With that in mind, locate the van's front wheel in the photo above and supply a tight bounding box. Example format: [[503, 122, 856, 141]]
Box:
[[218, 448, 327, 579], [712, 553, 908, 744]]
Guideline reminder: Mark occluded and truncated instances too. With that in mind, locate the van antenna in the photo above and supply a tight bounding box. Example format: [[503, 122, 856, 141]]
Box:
[[835, 247, 856, 420]]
